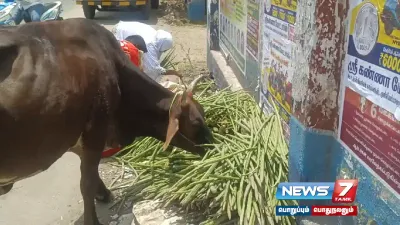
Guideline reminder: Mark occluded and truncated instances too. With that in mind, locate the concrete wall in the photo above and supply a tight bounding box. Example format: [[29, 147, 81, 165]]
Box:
[[206, 0, 400, 224]]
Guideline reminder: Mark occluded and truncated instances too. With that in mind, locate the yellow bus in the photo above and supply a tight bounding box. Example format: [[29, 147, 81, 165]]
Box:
[[76, 0, 158, 20]]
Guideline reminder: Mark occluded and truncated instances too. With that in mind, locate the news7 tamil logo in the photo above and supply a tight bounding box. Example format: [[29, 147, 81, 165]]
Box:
[[276, 179, 358, 203]]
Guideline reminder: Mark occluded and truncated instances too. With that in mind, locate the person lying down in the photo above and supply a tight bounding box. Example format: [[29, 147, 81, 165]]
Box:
[[112, 21, 181, 82]]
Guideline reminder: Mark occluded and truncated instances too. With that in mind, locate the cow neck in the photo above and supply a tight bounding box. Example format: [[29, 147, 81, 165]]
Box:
[[136, 77, 174, 115], [118, 61, 174, 139], [134, 84, 174, 139], [119, 62, 173, 110]]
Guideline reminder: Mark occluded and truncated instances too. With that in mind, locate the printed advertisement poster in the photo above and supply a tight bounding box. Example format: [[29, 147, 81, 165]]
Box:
[[340, 0, 400, 194], [261, 25, 271, 93], [340, 88, 400, 194], [220, 0, 247, 72], [261, 0, 297, 113], [246, 0, 261, 60], [260, 88, 290, 144]]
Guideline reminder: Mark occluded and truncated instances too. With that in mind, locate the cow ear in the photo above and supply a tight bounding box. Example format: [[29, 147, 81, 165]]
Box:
[[163, 118, 179, 150]]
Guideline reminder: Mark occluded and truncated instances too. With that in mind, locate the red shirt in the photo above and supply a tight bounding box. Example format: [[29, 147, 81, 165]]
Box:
[[102, 41, 141, 158], [120, 40, 141, 68]]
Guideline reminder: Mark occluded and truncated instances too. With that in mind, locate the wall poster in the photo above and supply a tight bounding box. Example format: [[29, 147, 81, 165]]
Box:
[[259, 0, 297, 143], [339, 0, 400, 194], [220, 0, 247, 73], [246, 0, 261, 60], [260, 0, 297, 114], [245, 0, 262, 88]]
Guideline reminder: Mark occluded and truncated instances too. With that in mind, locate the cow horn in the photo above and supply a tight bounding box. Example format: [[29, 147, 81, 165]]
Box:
[[188, 75, 207, 95]]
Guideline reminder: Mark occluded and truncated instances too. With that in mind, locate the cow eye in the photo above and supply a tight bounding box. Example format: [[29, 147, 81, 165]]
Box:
[[192, 120, 200, 126], [191, 119, 202, 127]]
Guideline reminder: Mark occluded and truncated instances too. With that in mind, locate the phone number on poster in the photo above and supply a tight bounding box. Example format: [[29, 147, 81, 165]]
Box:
[[380, 53, 400, 74]]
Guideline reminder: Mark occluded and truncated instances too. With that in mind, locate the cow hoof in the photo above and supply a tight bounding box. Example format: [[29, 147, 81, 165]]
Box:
[[0, 183, 13, 196], [95, 188, 112, 203]]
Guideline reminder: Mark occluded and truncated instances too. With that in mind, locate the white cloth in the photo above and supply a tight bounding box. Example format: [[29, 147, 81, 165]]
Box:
[[112, 21, 157, 45], [112, 21, 174, 82], [142, 42, 166, 82], [142, 30, 173, 81], [155, 30, 173, 53], [17, 0, 42, 10]]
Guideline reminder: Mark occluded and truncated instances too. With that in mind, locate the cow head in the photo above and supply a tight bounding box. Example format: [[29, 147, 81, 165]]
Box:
[[162, 75, 213, 156]]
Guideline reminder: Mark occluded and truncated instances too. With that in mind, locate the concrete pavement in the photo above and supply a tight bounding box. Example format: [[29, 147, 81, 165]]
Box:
[[0, 153, 83, 225]]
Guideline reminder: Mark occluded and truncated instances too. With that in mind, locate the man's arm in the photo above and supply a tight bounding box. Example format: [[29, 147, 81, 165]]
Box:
[[154, 65, 181, 78], [163, 69, 182, 78], [154, 65, 167, 76], [141, 45, 182, 80]]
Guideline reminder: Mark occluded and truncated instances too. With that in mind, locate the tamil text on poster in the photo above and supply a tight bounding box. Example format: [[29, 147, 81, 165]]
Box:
[[246, 0, 260, 60], [340, 0, 400, 194], [262, 0, 297, 113], [220, 0, 247, 72], [340, 88, 400, 193]]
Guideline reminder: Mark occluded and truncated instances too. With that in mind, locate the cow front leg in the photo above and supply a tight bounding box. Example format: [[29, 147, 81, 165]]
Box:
[[80, 150, 102, 225], [80, 120, 108, 225], [70, 139, 111, 203], [72, 150, 112, 203], [95, 176, 112, 203]]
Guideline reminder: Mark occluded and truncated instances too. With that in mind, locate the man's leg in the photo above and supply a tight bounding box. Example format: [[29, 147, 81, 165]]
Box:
[[11, 6, 24, 25], [27, 4, 45, 22]]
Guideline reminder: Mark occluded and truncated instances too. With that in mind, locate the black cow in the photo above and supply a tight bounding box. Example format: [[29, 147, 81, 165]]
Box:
[[0, 18, 212, 225]]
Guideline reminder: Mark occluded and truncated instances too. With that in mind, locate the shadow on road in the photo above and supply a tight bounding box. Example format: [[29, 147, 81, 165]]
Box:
[[72, 200, 133, 225], [93, 9, 159, 26], [71, 166, 136, 225]]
